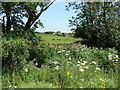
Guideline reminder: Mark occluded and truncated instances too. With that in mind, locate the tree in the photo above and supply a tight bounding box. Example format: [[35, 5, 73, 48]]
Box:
[[1, 1, 55, 32], [66, 2, 120, 48]]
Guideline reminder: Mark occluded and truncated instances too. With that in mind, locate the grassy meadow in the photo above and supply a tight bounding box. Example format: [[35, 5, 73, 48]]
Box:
[[2, 33, 119, 88], [1, 1, 119, 89], [35, 33, 82, 44]]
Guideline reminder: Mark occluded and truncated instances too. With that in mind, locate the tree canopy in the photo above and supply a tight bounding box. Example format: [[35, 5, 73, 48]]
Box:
[[1, 1, 55, 32], [66, 2, 120, 48]]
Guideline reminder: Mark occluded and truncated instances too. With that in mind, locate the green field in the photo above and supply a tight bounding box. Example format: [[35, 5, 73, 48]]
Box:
[[36, 33, 82, 44]]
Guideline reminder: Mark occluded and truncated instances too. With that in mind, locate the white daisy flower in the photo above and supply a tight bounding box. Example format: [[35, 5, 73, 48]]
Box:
[[96, 67, 101, 71], [78, 61, 80, 63], [9, 85, 12, 88], [14, 86, 17, 88], [53, 61, 58, 64], [79, 69, 84, 72], [55, 66, 59, 70], [108, 53, 112, 60], [77, 64, 80, 67], [116, 55, 118, 58], [83, 61, 87, 64], [68, 51, 70, 53], [62, 50, 65, 52], [84, 66, 89, 69], [24, 68, 28, 72], [58, 51, 61, 53], [92, 61, 97, 64], [81, 63, 85, 65], [65, 53, 69, 56]]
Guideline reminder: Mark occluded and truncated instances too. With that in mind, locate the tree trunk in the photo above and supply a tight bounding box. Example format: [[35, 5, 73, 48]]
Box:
[[6, 11, 11, 32], [2, 16, 5, 32], [24, 1, 54, 31]]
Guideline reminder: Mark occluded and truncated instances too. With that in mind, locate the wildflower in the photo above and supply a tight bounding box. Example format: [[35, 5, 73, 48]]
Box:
[[83, 61, 87, 64], [65, 53, 69, 56], [80, 79, 84, 81], [100, 78, 106, 82], [81, 63, 85, 65], [79, 69, 84, 72], [100, 78, 106, 88], [69, 58, 71, 60], [67, 71, 73, 78], [100, 86, 106, 88], [96, 67, 101, 71], [14, 86, 17, 88], [80, 87, 83, 88], [78, 61, 80, 64], [68, 51, 70, 53], [116, 55, 118, 58], [62, 50, 65, 52], [9, 85, 12, 88], [58, 51, 61, 53], [92, 61, 97, 64], [66, 61, 72, 64], [55, 66, 59, 70], [53, 61, 58, 64], [24, 68, 28, 72], [77, 64, 80, 67], [108, 53, 112, 60], [84, 66, 89, 69]]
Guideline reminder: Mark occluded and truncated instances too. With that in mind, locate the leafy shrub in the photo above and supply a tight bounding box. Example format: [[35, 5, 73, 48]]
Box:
[[28, 45, 51, 67], [2, 31, 51, 70], [2, 38, 29, 72], [115, 31, 120, 56], [3, 30, 42, 46]]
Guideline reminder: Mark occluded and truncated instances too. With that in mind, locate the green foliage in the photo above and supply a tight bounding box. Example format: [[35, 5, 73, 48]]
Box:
[[66, 2, 120, 48], [1, 1, 54, 32], [28, 45, 51, 67], [2, 31, 50, 71], [115, 31, 120, 55], [3, 31, 41, 45], [35, 33, 82, 45], [2, 44, 119, 88], [2, 38, 29, 71]]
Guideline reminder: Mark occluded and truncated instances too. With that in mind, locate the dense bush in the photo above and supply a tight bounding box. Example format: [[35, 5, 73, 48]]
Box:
[[115, 31, 120, 56], [3, 31, 42, 46], [2, 38, 29, 71], [28, 45, 51, 67], [67, 2, 119, 48], [2, 31, 50, 71]]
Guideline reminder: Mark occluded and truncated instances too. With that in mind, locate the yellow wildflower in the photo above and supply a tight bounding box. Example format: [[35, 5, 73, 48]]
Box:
[[100, 78, 106, 82], [100, 86, 106, 88], [67, 71, 73, 79]]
